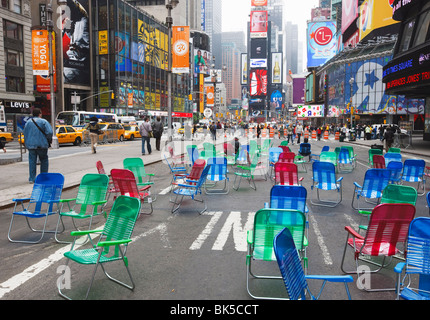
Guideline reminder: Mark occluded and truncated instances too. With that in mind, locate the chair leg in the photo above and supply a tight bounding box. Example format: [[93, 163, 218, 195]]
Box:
[[8, 214, 50, 244]]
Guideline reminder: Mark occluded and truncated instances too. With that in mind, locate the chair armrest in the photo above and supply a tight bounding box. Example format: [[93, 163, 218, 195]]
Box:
[[59, 198, 77, 203], [336, 177, 343, 183], [247, 230, 254, 244], [305, 275, 353, 283], [92, 200, 107, 206], [98, 239, 132, 247], [344, 226, 364, 240], [353, 182, 362, 188], [70, 229, 103, 237], [46, 199, 60, 204], [178, 183, 197, 188], [299, 177, 304, 182], [358, 210, 372, 216], [146, 173, 155, 177], [139, 185, 151, 191], [394, 262, 406, 274], [12, 197, 31, 202]]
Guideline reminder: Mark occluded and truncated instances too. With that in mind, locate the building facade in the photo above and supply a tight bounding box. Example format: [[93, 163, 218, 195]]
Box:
[[2, 0, 35, 132]]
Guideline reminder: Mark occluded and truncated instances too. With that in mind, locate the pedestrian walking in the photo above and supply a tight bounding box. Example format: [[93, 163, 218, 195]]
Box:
[[295, 123, 303, 144], [23, 108, 53, 184], [256, 124, 261, 138], [152, 116, 164, 151], [286, 125, 293, 145], [85, 116, 101, 154], [139, 117, 153, 155]]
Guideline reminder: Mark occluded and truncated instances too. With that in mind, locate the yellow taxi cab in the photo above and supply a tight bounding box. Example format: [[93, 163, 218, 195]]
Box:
[[0, 132, 13, 143], [98, 122, 125, 142], [19, 125, 82, 146], [56, 125, 83, 145], [178, 127, 184, 134], [123, 124, 141, 140]]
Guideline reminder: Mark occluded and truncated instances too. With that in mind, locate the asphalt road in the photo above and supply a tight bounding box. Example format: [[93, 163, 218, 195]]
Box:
[[0, 137, 429, 307]]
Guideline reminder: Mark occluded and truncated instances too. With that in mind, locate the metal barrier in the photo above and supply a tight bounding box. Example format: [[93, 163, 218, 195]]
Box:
[[393, 133, 413, 149], [0, 132, 25, 164], [81, 129, 123, 147]]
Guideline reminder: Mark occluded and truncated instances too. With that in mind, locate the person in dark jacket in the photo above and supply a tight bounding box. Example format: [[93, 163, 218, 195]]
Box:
[[383, 126, 395, 152], [152, 116, 164, 151]]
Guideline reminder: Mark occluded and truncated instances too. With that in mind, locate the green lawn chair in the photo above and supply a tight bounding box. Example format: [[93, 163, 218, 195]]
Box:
[[388, 147, 401, 153], [123, 157, 155, 188], [55, 174, 109, 244], [233, 152, 262, 191], [280, 141, 289, 146], [320, 151, 338, 172], [58, 195, 141, 300], [246, 208, 307, 299]]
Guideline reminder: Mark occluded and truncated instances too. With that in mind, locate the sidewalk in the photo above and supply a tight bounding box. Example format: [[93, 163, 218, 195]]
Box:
[[1, 133, 429, 209]]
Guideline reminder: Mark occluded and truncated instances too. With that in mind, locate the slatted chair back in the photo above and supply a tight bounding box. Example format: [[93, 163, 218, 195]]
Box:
[[279, 145, 291, 153], [278, 152, 296, 163], [372, 155, 386, 169], [298, 143, 311, 157], [384, 152, 402, 166], [110, 169, 142, 199], [312, 161, 338, 190], [369, 149, 383, 165], [402, 159, 426, 182], [361, 203, 415, 257], [207, 157, 228, 182], [381, 184, 417, 206], [360, 169, 391, 198], [387, 161, 403, 183], [274, 162, 301, 186], [270, 185, 307, 214]]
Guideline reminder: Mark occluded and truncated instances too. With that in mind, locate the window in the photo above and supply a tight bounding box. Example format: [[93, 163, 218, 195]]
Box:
[[5, 76, 24, 93], [1, 0, 8, 9], [399, 19, 416, 52], [12, 0, 20, 14], [5, 49, 23, 66], [413, 9, 430, 47], [3, 20, 22, 40]]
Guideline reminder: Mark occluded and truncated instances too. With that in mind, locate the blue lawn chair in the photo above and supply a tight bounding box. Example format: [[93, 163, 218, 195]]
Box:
[[338, 148, 355, 173], [297, 143, 311, 161], [395, 217, 430, 300], [310, 161, 343, 207], [401, 159, 426, 196], [8, 173, 65, 244], [351, 168, 391, 211], [186, 145, 200, 167], [274, 228, 353, 300], [171, 164, 211, 214], [427, 192, 430, 215], [387, 161, 403, 184], [204, 157, 229, 194], [384, 152, 402, 167]]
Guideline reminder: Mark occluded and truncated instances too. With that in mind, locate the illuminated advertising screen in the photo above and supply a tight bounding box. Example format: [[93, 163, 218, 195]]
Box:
[[249, 69, 267, 97], [359, 0, 397, 41], [251, 0, 267, 6], [307, 21, 337, 68], [250, 10, 268, 38]]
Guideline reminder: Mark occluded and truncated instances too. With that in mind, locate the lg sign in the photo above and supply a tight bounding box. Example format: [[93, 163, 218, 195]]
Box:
[[314, 27, 333, 46]]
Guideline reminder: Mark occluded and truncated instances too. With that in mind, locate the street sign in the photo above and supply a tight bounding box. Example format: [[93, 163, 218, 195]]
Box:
[[204, 108, 213, 118]]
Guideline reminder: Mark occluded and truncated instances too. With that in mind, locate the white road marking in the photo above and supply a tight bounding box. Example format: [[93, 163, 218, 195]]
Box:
[[309, 214, 333, 265], [189, 211, 223, 250]]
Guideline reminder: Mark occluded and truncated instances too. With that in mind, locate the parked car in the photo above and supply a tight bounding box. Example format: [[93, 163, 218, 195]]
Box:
[[98, 122, 125, 142], [123, 124, 141, 140]]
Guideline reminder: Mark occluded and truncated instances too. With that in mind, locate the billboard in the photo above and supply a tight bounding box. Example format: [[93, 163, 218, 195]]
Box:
[[194, 48, 211, 75], [297, 105, 324, 118], [172, 26, 190, 74], [249, 69, 267, 97], [307, 21, 337, 68], [241, 53, 248, 85], [271, 52, 282, 84], [341, 0, 358, 34], [62, 0, 90, 85], [250, 38, 267, 59], [359, 0, 397, 41], [250, 10, 268, 38]]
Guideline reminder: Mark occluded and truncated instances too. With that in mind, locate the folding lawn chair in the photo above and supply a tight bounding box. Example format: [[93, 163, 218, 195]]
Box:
[[310, 161, 343, 207], [58, 196, 141, 300], [274, 162, 303, 186], [368, 149, 383, 166], [204, 157, 229, 194], [55, 174, 109, 244], [246, 208, 307, 299], [340, 203, 416, 291], [274, 228, 353, 300], [372, 154, 386, 169], [8, 173, 65, 244], [401, 159, 426, 196]]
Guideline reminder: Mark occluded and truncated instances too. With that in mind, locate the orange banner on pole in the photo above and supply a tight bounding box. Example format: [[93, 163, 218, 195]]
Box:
[[35, 31, 57, 92], [172, 26, 190, 74], [32, 30, 50, 76], [206, 85, 215, 107]]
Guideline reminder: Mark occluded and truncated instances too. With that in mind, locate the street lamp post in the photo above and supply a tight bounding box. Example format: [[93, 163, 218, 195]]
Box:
[[166, 0, 179, 142], [46, 0, 67, 149]]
